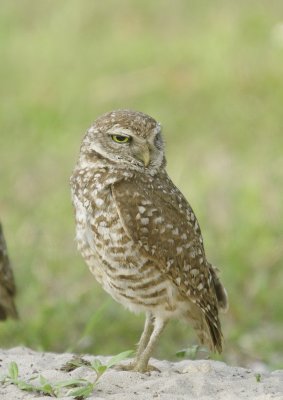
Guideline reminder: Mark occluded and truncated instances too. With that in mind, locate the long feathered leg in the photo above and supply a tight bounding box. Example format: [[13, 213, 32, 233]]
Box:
[[135, 312, 154, 360], [134, 316, 168, 372]]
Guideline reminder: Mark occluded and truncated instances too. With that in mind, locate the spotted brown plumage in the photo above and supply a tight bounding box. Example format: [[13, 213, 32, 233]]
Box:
[[0, 223, 18, 320], [70, 109, 228, 372]]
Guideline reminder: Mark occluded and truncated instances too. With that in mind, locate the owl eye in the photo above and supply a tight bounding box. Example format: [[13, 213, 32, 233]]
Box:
[[111, 135, 130, 144]]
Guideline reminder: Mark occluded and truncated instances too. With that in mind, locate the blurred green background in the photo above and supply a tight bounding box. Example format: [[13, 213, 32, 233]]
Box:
[[1, 0, 282, 370]]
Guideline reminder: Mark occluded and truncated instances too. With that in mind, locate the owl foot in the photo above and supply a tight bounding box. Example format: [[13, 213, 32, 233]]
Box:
[[134, 363, 160, 373], [114, 362, 160, 373]]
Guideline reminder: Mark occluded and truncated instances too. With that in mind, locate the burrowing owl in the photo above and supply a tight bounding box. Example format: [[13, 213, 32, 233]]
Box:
[[70, 110, 228, 372], [0, 222, 18, 320]]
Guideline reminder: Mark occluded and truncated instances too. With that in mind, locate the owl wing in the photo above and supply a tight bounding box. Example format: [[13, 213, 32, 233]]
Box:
[[112, 171, 223, 351]]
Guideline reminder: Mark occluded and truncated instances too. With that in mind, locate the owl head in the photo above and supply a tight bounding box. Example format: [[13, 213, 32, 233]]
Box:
[[80, 110, 166, 172]]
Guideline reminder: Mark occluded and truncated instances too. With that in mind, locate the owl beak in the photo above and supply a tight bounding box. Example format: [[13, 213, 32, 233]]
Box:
[[136, 146, 150, 167]]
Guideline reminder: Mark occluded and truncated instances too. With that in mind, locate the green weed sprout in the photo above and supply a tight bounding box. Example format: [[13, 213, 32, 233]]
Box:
[[2, 350, 133, 399]]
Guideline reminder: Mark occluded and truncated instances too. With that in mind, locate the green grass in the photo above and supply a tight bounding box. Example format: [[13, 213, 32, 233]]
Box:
[[0, 0, 282, 369]]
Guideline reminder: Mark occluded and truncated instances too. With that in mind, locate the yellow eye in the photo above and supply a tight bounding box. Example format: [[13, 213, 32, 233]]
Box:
[[111, 135, 130, 143]]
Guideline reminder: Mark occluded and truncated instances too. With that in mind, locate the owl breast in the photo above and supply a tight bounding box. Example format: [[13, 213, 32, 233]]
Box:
[[71, 167, 190, 318]]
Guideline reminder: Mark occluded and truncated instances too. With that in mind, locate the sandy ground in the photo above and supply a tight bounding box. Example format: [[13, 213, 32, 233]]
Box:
[[0, 347, 282, 399]]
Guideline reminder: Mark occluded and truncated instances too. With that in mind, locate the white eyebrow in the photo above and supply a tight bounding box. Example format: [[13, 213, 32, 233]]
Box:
[[107, 126, 132, 136]]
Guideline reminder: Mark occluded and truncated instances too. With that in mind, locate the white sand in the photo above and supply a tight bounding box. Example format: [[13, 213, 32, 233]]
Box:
[[0, 347, 282, 399]]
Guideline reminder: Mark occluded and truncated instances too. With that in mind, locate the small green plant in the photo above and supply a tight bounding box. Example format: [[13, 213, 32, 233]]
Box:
[[2, 350, 133, 399], [255, 373, 262, 383], [2, 361, 58, 397]]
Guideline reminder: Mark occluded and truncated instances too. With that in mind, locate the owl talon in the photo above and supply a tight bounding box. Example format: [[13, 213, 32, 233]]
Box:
[[112, 362, 136, 371], [113, 362, 160, 373], [134, 364, 161, 373]]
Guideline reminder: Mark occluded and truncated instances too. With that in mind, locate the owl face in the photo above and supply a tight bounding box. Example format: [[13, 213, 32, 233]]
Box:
[[80, 110, 166, 172]]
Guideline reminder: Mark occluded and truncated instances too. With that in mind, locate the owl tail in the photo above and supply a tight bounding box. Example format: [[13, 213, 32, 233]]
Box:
[[188, 303, 223, 354], [209, 264, 229, 313], [203, 314, 223, 353]]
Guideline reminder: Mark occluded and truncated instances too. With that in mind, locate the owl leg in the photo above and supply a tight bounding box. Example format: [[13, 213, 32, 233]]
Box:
[[135, 312, 154, 359], [134, 316, 167, 373], [115, 313, 155, 371]]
